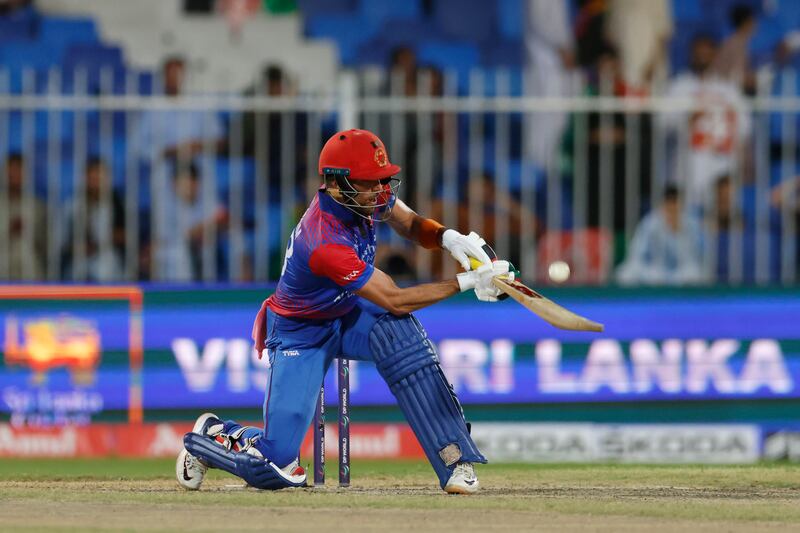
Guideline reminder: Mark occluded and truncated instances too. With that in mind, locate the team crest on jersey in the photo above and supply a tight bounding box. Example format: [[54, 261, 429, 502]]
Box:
[[374, 147, 388, 167]]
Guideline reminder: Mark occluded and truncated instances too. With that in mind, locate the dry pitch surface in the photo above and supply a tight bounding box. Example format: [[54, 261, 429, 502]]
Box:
[[1, 459, 800, 532]]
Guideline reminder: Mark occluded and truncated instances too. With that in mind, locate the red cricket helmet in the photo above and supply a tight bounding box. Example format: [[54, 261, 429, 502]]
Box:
[[318, 129, 401, 181]]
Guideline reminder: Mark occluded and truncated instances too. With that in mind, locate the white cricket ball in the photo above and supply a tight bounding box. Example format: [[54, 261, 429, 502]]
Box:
[[548, 261, 571, 283]]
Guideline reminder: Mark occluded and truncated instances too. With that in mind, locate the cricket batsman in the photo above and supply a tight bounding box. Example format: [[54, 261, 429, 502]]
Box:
[[177, 129, 512, 494]]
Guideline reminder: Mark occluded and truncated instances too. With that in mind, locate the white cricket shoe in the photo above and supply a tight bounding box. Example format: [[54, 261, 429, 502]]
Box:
[[444, 462, 480, 495], [176, 412, 222, 490]]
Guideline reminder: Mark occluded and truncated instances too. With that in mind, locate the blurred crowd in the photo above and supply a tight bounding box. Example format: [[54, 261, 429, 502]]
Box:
[[2, 0, 800, 285]]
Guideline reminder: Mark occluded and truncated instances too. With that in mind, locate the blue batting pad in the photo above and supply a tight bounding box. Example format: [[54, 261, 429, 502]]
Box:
[[369, 314, 487, 488], [183, 433, 306, 490]]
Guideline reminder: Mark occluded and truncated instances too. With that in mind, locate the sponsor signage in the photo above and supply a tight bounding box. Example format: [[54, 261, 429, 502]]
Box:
[[471, 423, 761, 464], [0, 421, 763, 463], [1, 288, 800, 420], [0, 422, 424, 460]]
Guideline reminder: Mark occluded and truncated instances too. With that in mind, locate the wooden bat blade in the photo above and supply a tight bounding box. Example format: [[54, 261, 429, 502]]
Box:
[[467, 257, 603, 332], [492, 276, 604, 332]]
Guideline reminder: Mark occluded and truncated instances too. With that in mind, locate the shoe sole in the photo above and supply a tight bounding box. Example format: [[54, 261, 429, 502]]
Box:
[[444, 483, 480, 495]]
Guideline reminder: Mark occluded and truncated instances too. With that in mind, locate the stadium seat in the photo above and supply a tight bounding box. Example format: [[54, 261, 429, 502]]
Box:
[[672, 0, 705, 23], [434, 0, 497, 44], [497, 0, 523, 40], [38, 16, 99, 48], [536, 228, 613, 285], [62, 44, 125, 94], [305, 14, 378, 65], [357, 0, 421, 26], [417, 42, 480, 92], [481, 41, 524, 68], [0, 17, 35, 43], [296, 0, 355, 15]]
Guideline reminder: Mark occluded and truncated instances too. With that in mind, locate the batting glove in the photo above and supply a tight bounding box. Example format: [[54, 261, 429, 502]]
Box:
[[441, 229, 493, 271], [456, 260, 514, 302]]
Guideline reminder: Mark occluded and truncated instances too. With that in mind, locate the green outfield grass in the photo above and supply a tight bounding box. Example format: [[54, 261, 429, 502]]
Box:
[[1, 459, 799, 532]]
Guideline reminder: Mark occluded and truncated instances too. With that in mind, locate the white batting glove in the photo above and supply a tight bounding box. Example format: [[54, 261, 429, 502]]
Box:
[[456, 260, 514, 302], [441, 229, 493, 271]]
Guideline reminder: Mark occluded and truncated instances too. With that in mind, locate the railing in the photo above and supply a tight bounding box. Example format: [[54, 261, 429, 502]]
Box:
[[1, 67, 798, 285]]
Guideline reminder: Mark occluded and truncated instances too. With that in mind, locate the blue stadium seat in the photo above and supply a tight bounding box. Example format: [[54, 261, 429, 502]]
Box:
[[434, 0, 497, 44], [353, 18, 440, 66], [62, 44, 125, 94], [357, 0, 421, 25], [672, 0, 705, 22], [0, 17, 35, 42], [497, 0, 523, 40], [38, 16, 99, 49], [0, 42, 61, 69], [305, 14, 378, 65], [481, 41, 524, 68], [215, 157, 257, 198], [0, 43, 61, 93], [64, 43, 124, 69], [296, 0, 355, 15], [479, 68, 524, 97], [417, 42, 480, 91]]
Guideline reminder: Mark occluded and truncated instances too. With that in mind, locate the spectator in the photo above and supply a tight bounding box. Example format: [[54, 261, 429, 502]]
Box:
[[386, 46, 418, 96], [561, 44, 652, 235], [61, 157, 125, 282], [712, 4, 758, 95], [239, 64, 307, 197], [616, 185, 707, 285], [428, 172, 540, 277], [0, 0, 33, 16], [660, 35, 751, 211], [525, 0, 578, 172], [154, 162, 228, 281], [605, 0, 672, 93], [1, 153, 46, 280], [134, 56, 224, 166], [574, 0, 609, 70], [380, 49, 444, 204], [713, 174, 783, 283]]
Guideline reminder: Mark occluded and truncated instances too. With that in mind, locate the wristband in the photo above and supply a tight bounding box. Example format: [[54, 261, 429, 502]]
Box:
[[418, 218, 446, 249]]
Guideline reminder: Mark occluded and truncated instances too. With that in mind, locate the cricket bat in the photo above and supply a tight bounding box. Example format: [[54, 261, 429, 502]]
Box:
[[469, 257, 604, 332]]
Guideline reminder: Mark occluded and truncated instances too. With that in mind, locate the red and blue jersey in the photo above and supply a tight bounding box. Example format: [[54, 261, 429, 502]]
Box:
[[267, 189, 377, 319]]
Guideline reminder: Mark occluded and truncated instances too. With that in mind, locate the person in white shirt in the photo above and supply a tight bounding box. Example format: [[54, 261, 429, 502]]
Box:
[[606, 0, 673, 93], [616, 185, 707, 286], [524, 0, 578, 171], [154, 162, 227, 281], [660, 35, 751, 211]]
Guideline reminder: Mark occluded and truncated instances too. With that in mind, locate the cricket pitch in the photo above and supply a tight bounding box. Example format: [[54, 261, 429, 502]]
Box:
[[1, 459, 799, 532]]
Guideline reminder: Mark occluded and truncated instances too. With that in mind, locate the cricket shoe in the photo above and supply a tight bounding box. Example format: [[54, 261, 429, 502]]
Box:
[[176, 412, 223, 490], [281, 458, 306, 478], [444, 462, 480, 495]]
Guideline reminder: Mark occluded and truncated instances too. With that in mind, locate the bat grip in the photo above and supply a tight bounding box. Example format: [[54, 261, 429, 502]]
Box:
[[469, 257, 485, 270]]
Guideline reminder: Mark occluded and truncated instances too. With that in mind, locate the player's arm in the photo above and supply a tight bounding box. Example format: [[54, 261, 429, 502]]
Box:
[[356, 268, 459, 315], [387, 198, 492, 270]]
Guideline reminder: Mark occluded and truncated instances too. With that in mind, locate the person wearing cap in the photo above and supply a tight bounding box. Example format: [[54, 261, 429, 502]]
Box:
[[177, 129, 510, 494]]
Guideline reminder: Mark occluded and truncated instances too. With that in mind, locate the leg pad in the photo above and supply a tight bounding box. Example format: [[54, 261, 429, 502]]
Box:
[[369, 314, 486, 488], [184, 433, 306, 490]]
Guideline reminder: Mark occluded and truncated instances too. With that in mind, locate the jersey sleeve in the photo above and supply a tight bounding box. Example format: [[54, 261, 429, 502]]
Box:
[[308, 243, 374, 291]]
